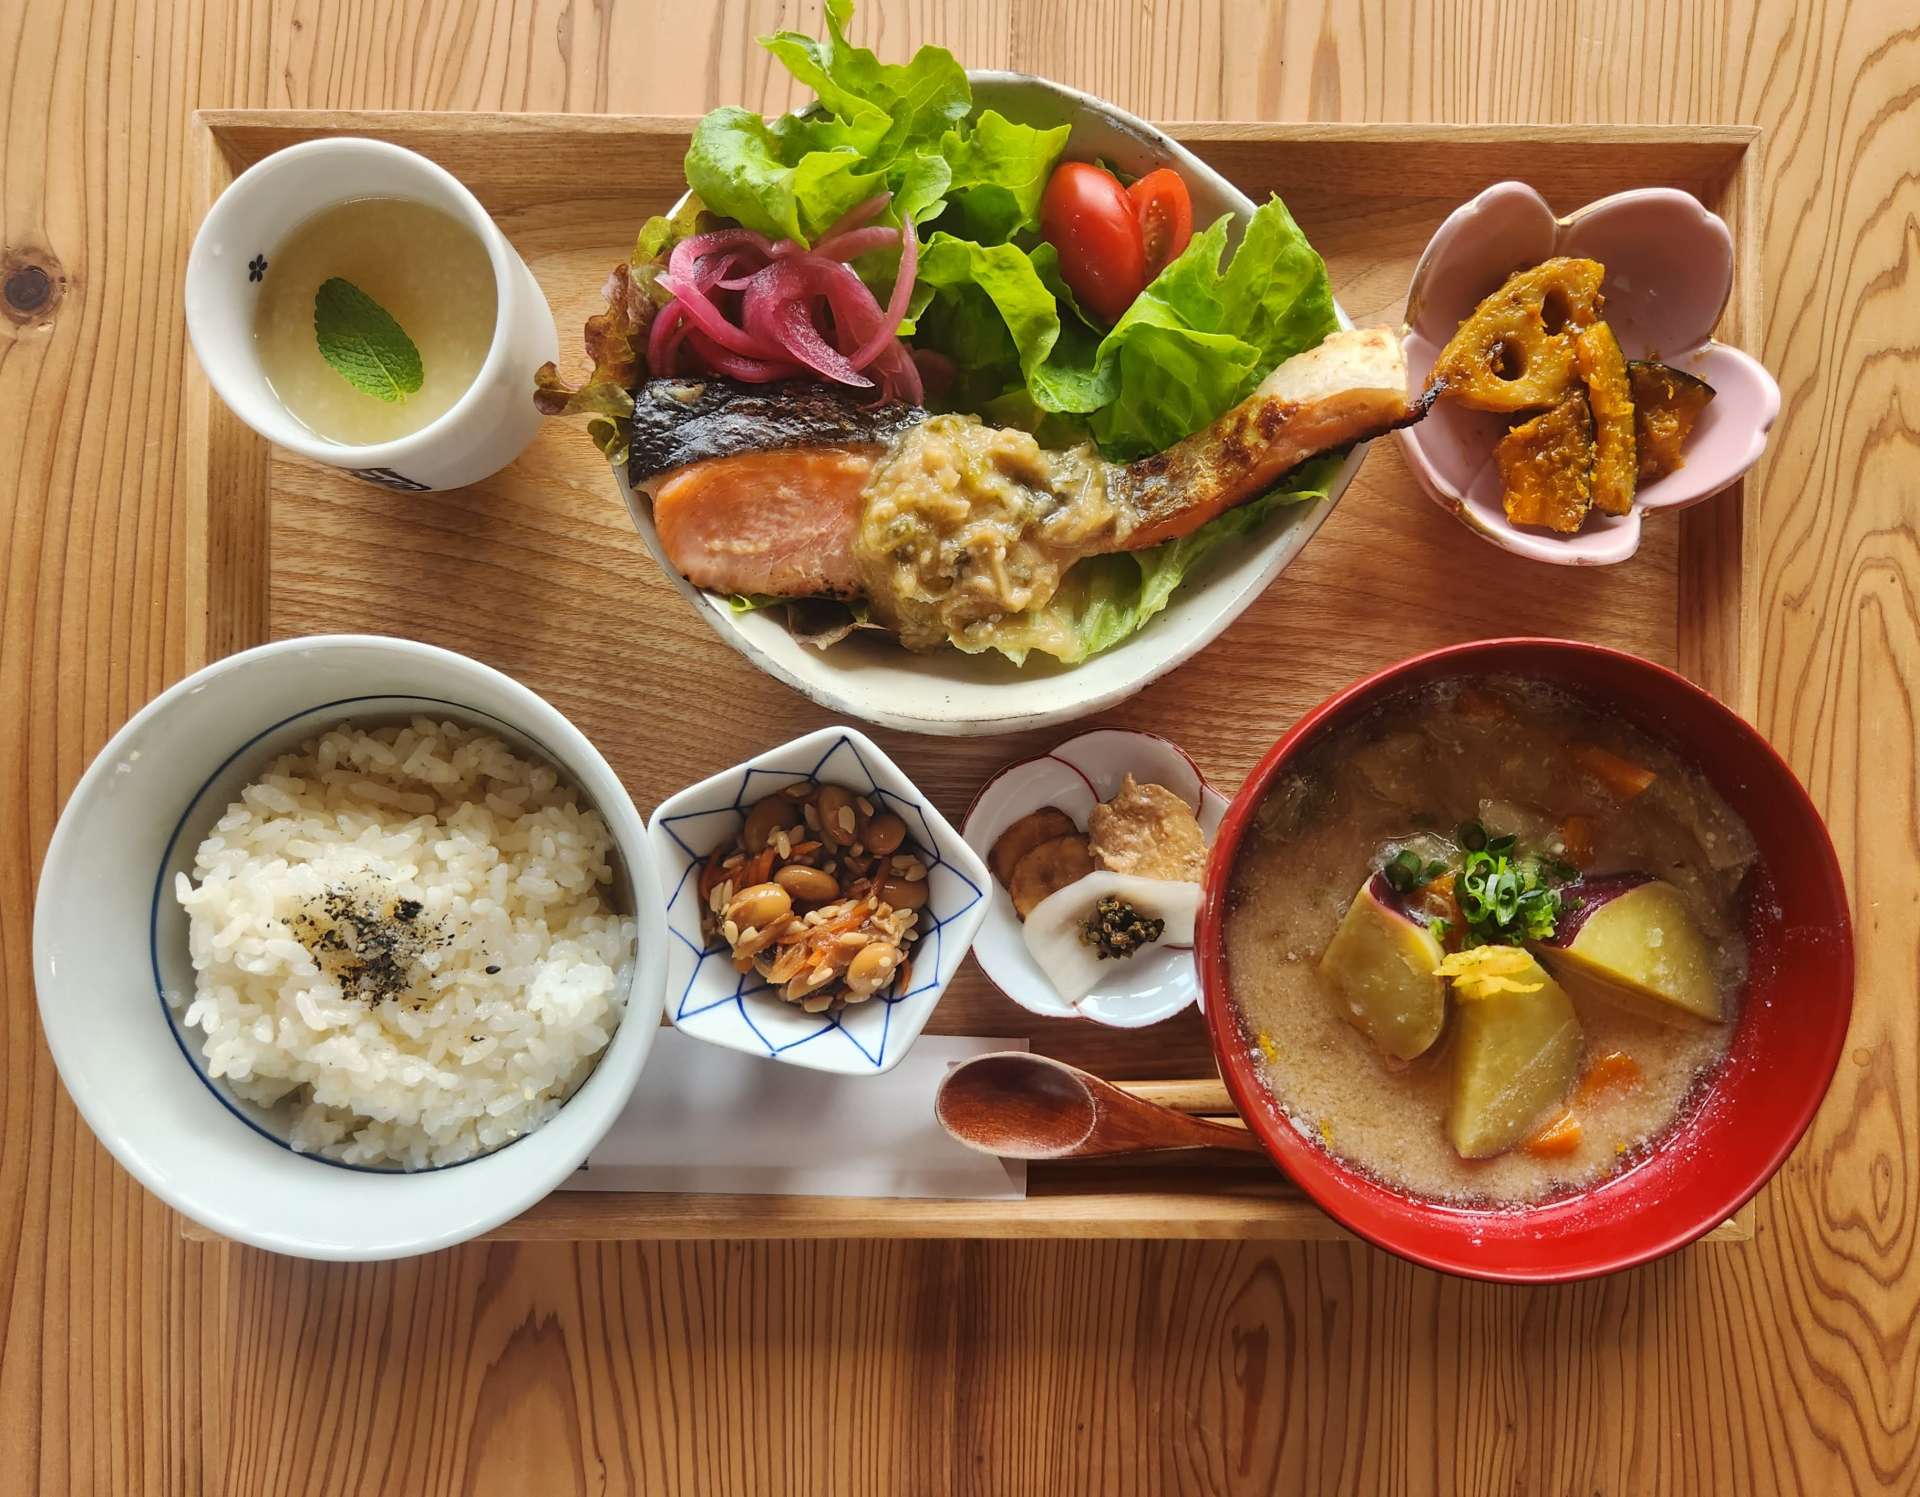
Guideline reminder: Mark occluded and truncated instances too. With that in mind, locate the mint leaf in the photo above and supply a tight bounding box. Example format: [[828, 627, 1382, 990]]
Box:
[[313, 278, 423, 403]]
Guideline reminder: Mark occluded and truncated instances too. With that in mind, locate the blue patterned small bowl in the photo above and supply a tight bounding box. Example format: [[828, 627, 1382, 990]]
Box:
[[647, 727, 989, 1075]]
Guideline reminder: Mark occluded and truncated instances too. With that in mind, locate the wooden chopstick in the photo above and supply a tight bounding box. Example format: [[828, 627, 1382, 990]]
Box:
[[1112, 1077, 1241, 1122]]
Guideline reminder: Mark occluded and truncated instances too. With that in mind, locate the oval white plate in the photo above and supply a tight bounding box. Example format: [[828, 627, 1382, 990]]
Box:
[[614, 70, 1368, 736], [961, 729, 1226, 1028]]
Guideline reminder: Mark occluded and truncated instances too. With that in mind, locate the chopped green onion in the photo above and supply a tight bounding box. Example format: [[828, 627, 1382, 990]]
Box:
[[1447, 840, 1562, 947], [1458, 820, 1488, 852], [1383, 847, 1424, 893]]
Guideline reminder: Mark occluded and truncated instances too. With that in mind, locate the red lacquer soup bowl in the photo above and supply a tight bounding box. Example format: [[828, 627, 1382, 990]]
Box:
[[1197, 638, 1853, 1283]]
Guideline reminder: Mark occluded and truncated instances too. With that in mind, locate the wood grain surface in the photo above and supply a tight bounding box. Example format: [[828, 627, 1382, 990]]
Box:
[[3, 2, 1915, 1494]]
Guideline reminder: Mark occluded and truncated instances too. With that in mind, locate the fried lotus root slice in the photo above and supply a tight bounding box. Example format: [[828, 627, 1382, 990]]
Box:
[[1430, 257, 1605, 412], [989, 806, 1080, 888], [1496, 390, 1595, 533], [1574, 321, 1636, 515], [1628, 360, 1716, 482], [1009, 835, 1095, 919]]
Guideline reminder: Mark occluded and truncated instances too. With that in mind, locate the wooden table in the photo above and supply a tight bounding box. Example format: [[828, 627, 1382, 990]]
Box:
[[3, 3, 1914, 1492]]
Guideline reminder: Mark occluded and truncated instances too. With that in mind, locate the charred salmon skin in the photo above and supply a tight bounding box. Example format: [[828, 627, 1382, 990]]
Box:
[[629, 379, 920, 486]]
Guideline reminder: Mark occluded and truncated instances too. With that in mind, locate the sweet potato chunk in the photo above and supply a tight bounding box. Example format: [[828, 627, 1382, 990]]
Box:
[[1447, 954, 1582, 1159]]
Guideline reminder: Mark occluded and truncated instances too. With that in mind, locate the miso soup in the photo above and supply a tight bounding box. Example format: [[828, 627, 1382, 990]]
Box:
[[1224, 677, 1757, 1205]]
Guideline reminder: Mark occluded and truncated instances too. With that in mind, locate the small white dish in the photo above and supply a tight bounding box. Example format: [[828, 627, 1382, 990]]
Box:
[[647, 727, 990, 1075], [613, 70, 1371, 735], [33, 635, 667, 1260], [186, 137, 557, 491], [961, 729, 1226, 1028]]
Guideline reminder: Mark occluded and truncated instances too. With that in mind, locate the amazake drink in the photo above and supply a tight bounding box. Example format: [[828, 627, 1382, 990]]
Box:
[[252, 196, 497, 445]]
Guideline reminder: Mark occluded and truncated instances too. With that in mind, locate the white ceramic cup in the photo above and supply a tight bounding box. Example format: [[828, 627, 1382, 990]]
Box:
[[185, 138, 557, 492]]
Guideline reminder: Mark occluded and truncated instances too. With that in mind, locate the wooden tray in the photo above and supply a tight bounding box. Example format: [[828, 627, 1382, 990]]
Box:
[[183, 111, 1759, 1244]]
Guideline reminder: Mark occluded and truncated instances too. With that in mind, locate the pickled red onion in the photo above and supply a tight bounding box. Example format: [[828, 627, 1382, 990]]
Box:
[[845, 216, 917, 370], [645, 193, 920, 400], [809, 225, 903, 263]]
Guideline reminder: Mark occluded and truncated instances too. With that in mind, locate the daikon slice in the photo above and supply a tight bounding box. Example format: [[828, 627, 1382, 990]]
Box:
[[1021, 872, 1201, 1004]]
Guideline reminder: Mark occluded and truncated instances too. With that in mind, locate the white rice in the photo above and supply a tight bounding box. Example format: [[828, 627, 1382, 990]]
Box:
[[172, 717, 636, 1169]]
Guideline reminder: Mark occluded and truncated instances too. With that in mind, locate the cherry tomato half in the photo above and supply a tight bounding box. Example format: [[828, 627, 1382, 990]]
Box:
[[1040, 161, 1147, 325], [1128, 167, 1193, 278]]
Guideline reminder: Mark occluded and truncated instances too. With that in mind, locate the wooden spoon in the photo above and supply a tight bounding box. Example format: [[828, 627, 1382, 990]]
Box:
[[935, 1052, 1270, 1160]]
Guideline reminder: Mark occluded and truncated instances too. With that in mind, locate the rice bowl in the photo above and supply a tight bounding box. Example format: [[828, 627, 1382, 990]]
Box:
[[173, 718, 636, 1169], [34, 634, 667, 1259]]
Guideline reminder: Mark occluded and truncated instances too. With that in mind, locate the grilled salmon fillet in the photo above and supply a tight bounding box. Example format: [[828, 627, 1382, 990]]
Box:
[[1113, 327, 1422, 547], [651, 449, 872, 598], [637, 326, 1421, 606]]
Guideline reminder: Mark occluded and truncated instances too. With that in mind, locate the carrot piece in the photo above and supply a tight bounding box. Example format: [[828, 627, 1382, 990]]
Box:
[[741, 848, 776, 887], [698, 853, 729, 905], [1573, 744, 1657, 799], [1414, 872, 1462, 933], [765, 946, 808, 984], [820, 909, 867, 936], [1523, 1108, 1583, 1158], [1575, 1049, 1643, 1104], [1454, 684, 1510, 720], [1557, 814, 1596, 867]]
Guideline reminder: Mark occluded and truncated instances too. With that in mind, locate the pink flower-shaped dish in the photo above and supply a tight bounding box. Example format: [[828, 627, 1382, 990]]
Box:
[[1398, 181, 1779, 565], [961, 730, 1227, 1029]]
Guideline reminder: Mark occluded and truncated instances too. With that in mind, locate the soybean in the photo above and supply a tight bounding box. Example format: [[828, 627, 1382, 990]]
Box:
[[741, 796, 790, 854], [863, 812, 907, 856], [774, 864, 839, 903], [816, 785, 858, 847], [877, 874, 929, 910], [846, 942, 901, 996], [726, 881, 792, 929]]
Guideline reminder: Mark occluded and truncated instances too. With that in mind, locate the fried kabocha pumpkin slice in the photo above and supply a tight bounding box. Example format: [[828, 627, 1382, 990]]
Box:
[[1574, 322, 1636, 515], [1430, 257, 1605, 412], [1628, 360, 1716, 482], [1495, 390, 1595, 533]]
